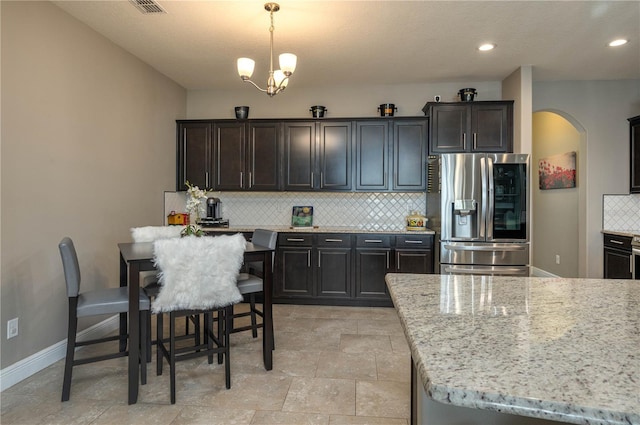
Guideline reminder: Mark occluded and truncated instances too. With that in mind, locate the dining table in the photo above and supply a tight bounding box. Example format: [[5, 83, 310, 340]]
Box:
[[118, 239, 275, 404]]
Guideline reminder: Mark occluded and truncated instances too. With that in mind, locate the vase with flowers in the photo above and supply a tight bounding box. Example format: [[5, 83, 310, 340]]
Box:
[[183, 180, 208, 237]]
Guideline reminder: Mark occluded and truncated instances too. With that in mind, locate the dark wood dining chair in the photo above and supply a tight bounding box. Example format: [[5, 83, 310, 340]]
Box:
[[152, 233, 246, 404], [59, 236, 150, 402]]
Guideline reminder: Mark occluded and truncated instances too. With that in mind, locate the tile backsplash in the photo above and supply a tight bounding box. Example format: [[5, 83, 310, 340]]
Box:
[[602, 194, 640, 231], [164, 191, 428, 231]]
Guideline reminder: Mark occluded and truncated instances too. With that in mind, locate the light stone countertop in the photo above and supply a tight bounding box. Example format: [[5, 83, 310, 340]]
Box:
[[385, 274, 640, 425], [602, 229, 640, 238], [203, 225, 436, 235]]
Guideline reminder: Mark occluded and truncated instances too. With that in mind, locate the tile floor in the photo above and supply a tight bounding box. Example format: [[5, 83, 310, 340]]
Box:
[[1, 303, 411, 424]]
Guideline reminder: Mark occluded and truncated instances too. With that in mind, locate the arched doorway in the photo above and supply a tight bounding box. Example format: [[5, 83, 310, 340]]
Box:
[[532, 110, 587, 277]]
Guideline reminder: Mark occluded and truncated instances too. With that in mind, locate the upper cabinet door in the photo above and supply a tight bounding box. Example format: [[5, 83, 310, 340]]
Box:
[[630, 115, 640, 193], [284, 122, 316, 190], [247, 122, 281, 191], [429, 105, 468, 153], [393, 120, 427, 191], [318, 121, 352, 191], [355, 121, 389, 191], [427, 101, 513, 154], [471, 102, 513, 152], [213, 122, 245, 190], [177, 122, 211, 190]]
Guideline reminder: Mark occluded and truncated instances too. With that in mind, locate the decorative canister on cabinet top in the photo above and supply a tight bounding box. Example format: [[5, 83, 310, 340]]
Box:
[[406, 211, 427, 231]]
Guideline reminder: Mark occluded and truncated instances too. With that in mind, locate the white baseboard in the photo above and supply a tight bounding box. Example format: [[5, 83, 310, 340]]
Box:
[[531, 267, 559, 278], [0, 315, 119, 392]]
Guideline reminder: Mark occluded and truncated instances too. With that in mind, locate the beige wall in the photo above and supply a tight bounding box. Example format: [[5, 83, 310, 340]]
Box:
[[533, 80, 640, 277], [532, 112, 581, 277], [1, 1, 186, 369]]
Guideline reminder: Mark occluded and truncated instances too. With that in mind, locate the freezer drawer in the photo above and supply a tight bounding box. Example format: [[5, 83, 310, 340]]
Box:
[[440, 264, 530, 276], [440, 242, 529, 266]]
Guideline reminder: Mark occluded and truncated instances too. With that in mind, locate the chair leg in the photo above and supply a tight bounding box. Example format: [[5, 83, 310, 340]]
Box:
[[249, 295, 258, 338], [140, 311, 148, 385], [146, 311, 152, 363], [61, 300, 78, 402], [169, 312, 176, 405], [224, 306, 232, 389], [217, 310, 224, 364], [157, 312, 164, 376], [205, 312, 213, 364]]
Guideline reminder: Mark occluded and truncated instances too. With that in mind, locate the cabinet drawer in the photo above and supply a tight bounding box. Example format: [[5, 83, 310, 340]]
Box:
[[317, 234, 352, 247], [603, 233, 632, 251], [278, 233, 313, 246], [395, 234, 433, 249], [356, 235, 392, 248]]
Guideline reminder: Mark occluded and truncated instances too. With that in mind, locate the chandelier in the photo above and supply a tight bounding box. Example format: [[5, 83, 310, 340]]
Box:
[[237, 3, 297, 97]]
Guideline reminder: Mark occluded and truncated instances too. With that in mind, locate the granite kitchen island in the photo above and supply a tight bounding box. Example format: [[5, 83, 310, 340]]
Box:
[[385, 274, 639, 425]]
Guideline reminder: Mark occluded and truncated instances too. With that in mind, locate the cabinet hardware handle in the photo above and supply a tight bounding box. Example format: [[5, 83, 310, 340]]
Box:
[[206, 171, 209, 188], [240, 172, 243, 188], [311, 172, 314, 188], [307, 249, 311, 268], [386, 251, 390, 269], [364, 239, 383, 243], [463, 133, 466, 150], [473, 133, 477, 150], [183, 137, 187, 186], [318, 251, 321, 267], [249, 172, 252, 189], [405, 240, 423, 244], [325, 238, 343, 242], [396, 252, 400, 270], [610, 240, 624, 245], [321, 172, 324, 188], [630, 255, 634, 274], [287, 238, 305, 242]]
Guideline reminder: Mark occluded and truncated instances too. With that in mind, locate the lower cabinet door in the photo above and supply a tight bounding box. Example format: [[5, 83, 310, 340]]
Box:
[[275, 247, 314, 297], [603, 247, 632, 279], [355, 249, 391, 299], [316, 248, 352, 298], [395, 249, 433, 274]]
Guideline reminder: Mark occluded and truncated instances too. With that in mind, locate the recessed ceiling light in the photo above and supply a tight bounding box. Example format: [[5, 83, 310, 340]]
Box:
[[609, 39, 628, 47], [478, 43, 496, 51]]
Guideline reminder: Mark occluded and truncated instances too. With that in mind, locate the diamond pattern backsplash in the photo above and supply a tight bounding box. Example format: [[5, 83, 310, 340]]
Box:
[[603, 194, 640, 231], [164, 191, 428, 231]]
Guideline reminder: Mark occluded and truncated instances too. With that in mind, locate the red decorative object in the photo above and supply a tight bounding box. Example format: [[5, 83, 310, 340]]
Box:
[[538, 152, 576, 190]]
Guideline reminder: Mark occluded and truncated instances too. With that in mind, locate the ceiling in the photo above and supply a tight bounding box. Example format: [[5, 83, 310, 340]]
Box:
[[52, 0, 639, 91]]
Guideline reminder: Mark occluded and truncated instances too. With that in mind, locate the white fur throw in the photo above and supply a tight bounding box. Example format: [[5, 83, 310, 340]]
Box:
[[131, 226, 184, 243], [151, 233, 245, 313]]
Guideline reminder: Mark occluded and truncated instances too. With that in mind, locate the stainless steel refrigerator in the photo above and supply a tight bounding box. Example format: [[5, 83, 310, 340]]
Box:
[[439, 153, 530, 276]]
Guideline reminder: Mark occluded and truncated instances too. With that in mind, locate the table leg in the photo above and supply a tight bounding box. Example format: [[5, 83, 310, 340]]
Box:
[[119, 254, 128, 352], [263, 251, 273, 370], [128, 262, 141, 404]]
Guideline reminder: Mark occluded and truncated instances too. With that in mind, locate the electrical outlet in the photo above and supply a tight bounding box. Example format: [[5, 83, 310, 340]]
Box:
[[7, 318, 18, 339], [555, 254, 561, 265]]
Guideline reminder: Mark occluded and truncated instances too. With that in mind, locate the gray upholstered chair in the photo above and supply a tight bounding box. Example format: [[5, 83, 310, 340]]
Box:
[[59, 236, 151, 402], [231, 229, 277, 340], [152, 233, 246, 404]]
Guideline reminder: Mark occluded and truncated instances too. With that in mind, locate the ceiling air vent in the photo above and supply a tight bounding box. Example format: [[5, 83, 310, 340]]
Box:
[[130, 0, 166, 14]]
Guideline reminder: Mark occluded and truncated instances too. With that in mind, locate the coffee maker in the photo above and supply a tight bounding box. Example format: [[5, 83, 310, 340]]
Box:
[[198, 197, 229, 227]]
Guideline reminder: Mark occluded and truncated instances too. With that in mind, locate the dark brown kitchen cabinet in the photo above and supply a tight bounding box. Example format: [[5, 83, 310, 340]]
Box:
[[630, 116, 640, 193], [355, 121, 390, 191], [354, 235, 392, 301], [603, 233, 632, 279], [315, 235, 352, 298], [275, 232, 433, 306], [283, 121, 352, 191], [394, 234, 434, 274], [176, 121, 211, 190], [426, 101, 513, 154], [393, 120, 427, 191], [275, 234, 314, 298], [178, 120, 280, 191]]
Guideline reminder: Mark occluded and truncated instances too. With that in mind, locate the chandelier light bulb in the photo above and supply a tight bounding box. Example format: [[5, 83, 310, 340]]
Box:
[[279, 53, 297, 74], [237, 58, 255, 79]]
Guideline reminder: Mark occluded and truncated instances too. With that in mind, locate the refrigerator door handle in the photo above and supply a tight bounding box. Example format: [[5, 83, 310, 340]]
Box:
[[486, 156, 494, 240], [480, 156, 487, 239], [442, 265, 528, 275], [443, 243, 527, 252]]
